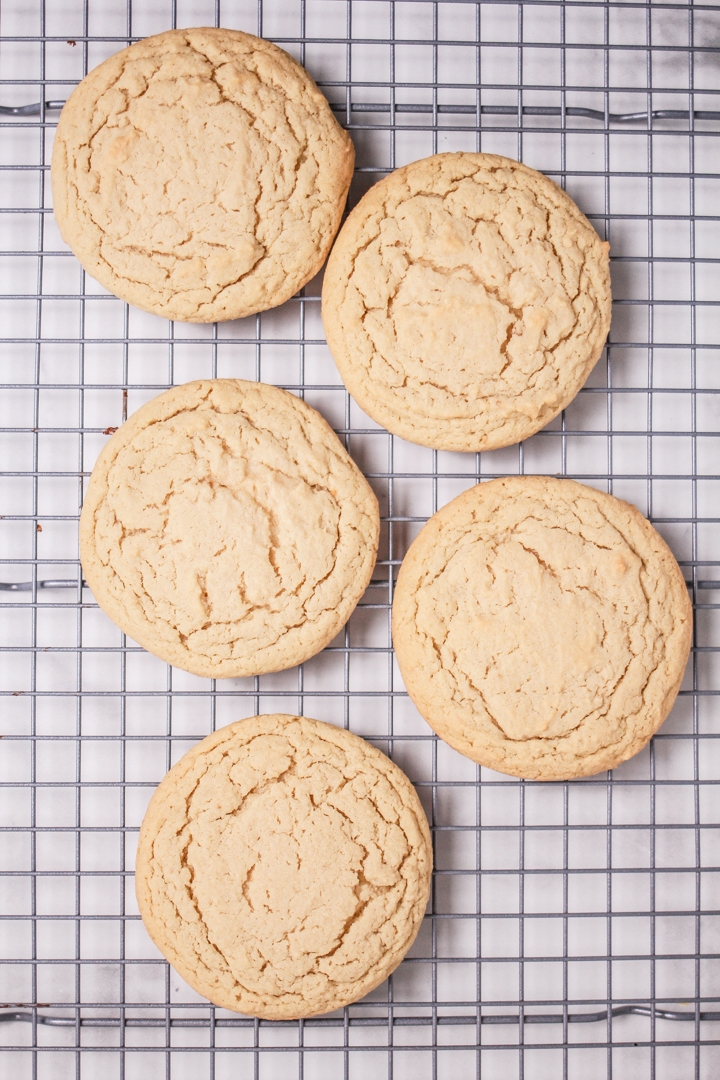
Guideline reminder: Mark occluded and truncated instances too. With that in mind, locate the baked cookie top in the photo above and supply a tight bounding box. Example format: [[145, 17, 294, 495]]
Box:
[[80, 379, 379, 678], [136, 714, 432, 1019], [392, 477, 692, 780], [322, 153, 611, 451], [52, 27, 354, 322]]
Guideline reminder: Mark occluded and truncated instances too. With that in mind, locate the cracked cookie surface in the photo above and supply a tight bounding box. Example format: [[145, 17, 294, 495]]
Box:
[[79, 379, 379, 678], [52, 27, 354, 322], [135, 714, 432, 1018], [322, 153, 611, 451], [392, 477, 691, 779]]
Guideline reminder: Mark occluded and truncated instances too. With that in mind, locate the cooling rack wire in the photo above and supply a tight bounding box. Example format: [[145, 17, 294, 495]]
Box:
[[1, 0, 720, 1077]]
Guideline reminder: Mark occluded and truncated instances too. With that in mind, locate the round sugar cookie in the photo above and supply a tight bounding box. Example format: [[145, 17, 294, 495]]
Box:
[[80, 379, 379, 678], [52, 27, 354, 322], [322, 153, 611, 451], [392, 476, 692, 780], [136, 714, 432, 1019]]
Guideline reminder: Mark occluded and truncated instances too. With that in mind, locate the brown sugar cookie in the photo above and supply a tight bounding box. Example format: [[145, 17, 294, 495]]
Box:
[[392, 476, 692, 780], [79, 379, 379, 679], [52, 28, 354, 322], [135, 714, 433, 1019], [322, 153, 611, 451]]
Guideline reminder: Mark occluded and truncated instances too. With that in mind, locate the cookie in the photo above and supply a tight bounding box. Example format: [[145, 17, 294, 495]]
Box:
[[322, 153, 611, 452], [136, 713, 432, 1018], [51, 27, 354, 322], [80, 379, 379, 678], [392, 477, 692, 780]]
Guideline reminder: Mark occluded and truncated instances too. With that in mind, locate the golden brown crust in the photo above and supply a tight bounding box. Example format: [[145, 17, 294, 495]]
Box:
[[322, 153, 611, 451], [135, 714, 433, 1018], [79, 379, 379, 678], [392, 476, 692, 780], [52, 28, 354, 322]]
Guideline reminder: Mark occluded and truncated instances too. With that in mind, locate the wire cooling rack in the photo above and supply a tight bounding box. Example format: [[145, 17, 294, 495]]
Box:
[[1, 0, 720, 1077]]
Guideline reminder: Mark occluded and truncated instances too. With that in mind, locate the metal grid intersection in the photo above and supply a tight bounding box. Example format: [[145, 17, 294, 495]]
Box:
[[1, 0, 720, 1078]]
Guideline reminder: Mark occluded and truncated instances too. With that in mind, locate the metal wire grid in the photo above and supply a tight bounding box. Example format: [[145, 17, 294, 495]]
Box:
[[1, 0, 720, 1077]]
